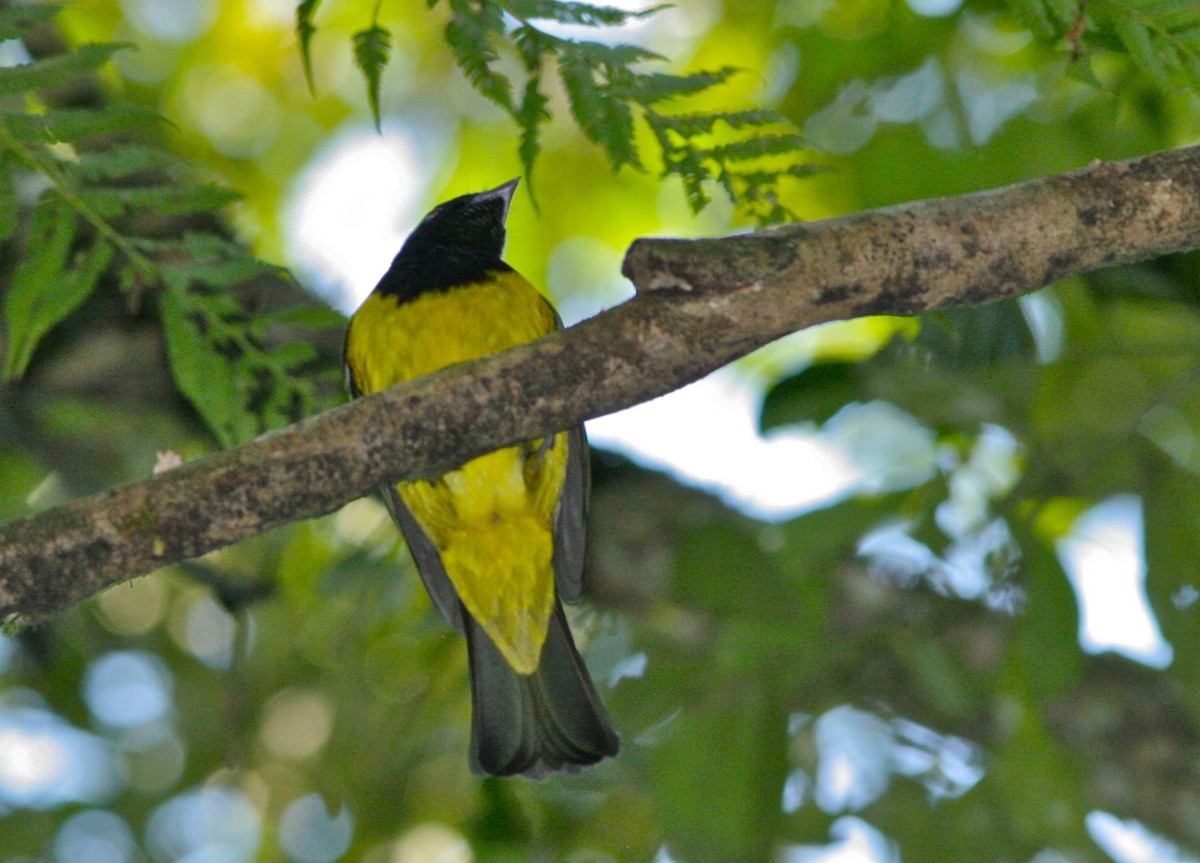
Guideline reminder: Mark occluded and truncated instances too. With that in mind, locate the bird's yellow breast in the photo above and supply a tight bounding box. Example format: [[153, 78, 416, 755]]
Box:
[[344, 270, 568, 673]]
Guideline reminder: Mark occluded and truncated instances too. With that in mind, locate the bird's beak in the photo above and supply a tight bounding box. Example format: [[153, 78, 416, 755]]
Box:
[[478, 177, 520, 221]]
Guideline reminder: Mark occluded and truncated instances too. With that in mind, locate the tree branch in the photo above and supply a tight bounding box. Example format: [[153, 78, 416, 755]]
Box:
[[4, 145, 1200, 620]]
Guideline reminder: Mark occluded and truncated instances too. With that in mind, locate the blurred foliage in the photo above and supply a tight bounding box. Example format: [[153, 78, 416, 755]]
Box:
[[0, 1, 1199, 863]]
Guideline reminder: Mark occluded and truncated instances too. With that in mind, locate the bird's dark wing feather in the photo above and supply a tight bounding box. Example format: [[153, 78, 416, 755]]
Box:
[[348, 356, 464, 632], [552, 425, 589, 603], [381, 485, 465, 634], [467, 598, 619, 777]]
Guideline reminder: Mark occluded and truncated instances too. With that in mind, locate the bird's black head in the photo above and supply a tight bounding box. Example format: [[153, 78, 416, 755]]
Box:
[[375, 178, 519, 301]]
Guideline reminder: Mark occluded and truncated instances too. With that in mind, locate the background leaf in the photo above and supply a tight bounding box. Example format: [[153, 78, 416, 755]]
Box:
[[352, 23, 392, 131]]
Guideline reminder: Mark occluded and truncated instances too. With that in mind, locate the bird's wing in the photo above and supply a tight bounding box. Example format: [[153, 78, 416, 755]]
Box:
[[347, 342, 465, 632], [381, 484, 466, 634], [553, 425, 589, 603]]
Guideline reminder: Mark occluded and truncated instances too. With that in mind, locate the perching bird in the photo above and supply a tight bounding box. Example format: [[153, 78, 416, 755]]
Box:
[[343, 179, 619, 777]]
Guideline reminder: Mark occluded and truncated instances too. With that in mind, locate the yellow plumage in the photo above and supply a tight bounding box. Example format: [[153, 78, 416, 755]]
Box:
[[343, 178, 617, 776], [345, 272, 567, 673]]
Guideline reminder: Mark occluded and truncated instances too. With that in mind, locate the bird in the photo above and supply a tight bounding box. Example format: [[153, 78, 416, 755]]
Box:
[[343, 178, 620, 777]]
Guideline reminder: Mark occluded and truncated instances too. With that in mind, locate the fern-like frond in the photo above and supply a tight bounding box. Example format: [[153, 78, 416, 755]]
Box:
[[0, 9, 342, 445], [569, 39, 665, 65], [146, 233, 331, 445], [0, 43, 127, 97], [353, 23, 392, 130], [1015, 0, 1082, 38], [559, 47, 608, 143], [628, 68, 740, 105], [3, 198, 100, 379], [445, 0, 513, 109], [513, 21, 552, 70], [708, 133, 808, 163], [150, 253, 332, 446], [305, 0, 812, 223], [557, 43, 651, 169], [645, 106, 809, 223], [507, 0, 666, 27], [297, 0, 323, 94], [158, 284, 259, 446], [64, 143, 182, 181], [510, 3, 807, 221], [129, 233, 277, 290], [1013, 0, 1200, 91], [1106, 0, 1200, 88], [3, 103, 164, 143], [517, 76, 551, 190], [74, 184, 240, 219], [652, 109, 787, 138]]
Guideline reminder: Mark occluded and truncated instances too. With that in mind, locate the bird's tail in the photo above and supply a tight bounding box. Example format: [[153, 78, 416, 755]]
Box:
[[465, 598, 620, 777]]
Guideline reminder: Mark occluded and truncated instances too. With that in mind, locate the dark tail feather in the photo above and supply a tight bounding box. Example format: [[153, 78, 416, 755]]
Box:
[[466, 599, 620, 778]]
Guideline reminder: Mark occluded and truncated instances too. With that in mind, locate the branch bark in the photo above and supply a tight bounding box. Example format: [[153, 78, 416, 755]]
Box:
[[4, 145, 1200, 619]]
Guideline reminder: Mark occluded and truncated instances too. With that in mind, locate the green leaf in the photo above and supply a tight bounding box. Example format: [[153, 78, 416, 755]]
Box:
[[664, 140, 711, 212], [513, 22, 552, 71], [0, 43, 128, 98], [1142, 458, 1200, 699], [0, 13, 324, 443], [296, 0, 810, 221], [1185, 52, 1200, 90], [0, 158, 17, 243], [573, 39, 665, 65], [557, 44, 644, 167], [75, 184, 239, 219], [1114, 16, 1174, 87], [759, 362, 864, 431], [446, 10, 513, 109], [268, 341, 319, 369], [64, 143, 180, 182], [659, 109, 786, 137], [1140, 0, 1200, 30], [644, 102, 807, 223], [1039, 0, 1080, 30], [917, 303, 1038, 369], [248, 305, 347, 332], [179, 231, 251, 260], [598, 82, 639, 167], [630, 67, 740, 104], [172, 232, 281, 287], [506, 0, 666, 27], [1113, 9, 1190, 88], [708, 133, 808, 162], [4, 201, 74, 379], [353, 23, 392, 131], [516, 77, 550, 191], [0, 4, 61, 41], [279, 306, 347, 329], [3, 103, 163, 144], [559, 49, 606, 142], [117, 258, 157, 303], [4, 202, 113, 380], [296, 0, 323, 95], [159, 288, 251, 447], [1015, 0, 1057, 39], [516, 90, 552, 186], [176, 256, 274, 289]]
